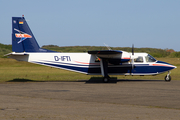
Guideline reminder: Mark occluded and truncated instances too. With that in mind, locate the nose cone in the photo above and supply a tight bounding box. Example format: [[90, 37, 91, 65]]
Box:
[[156, 61, 177, 71]]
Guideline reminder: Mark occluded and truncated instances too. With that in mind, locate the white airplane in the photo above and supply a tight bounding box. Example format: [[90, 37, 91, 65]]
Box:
[[6, 16, 177, 82]]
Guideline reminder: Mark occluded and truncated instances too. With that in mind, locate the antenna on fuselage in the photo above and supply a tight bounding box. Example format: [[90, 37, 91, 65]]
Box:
[[104, 43, 112, 50]]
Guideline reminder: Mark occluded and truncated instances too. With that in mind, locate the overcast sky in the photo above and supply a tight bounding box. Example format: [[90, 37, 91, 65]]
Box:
[[1, 0, 180, 51]]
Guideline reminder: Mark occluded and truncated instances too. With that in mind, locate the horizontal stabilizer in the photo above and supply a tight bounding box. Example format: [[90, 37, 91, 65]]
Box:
[[5, 52, 28, 56]]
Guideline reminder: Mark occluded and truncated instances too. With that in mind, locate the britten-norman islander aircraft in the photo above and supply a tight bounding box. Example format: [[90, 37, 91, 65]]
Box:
[[6, 16, 177, 82]]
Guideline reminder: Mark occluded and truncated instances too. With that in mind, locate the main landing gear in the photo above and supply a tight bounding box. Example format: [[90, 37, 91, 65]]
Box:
[[165, 71, 171, 82], [103, 76, 110, 83]]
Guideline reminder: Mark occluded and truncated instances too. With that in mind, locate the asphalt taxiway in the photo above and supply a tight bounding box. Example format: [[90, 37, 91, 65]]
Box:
[[0, 79, 180, 120]]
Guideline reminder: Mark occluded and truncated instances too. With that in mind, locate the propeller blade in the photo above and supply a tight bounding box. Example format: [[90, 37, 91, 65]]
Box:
[[131, 44, 135, 74], [132, 44, 134, 55]]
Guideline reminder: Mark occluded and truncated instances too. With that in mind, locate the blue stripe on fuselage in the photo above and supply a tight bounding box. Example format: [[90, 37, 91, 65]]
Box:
[[32, 61, 174, 75], [132, 65, 174, 74]]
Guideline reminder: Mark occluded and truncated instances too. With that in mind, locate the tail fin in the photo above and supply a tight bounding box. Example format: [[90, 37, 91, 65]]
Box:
[[12, 16, 55, 52]]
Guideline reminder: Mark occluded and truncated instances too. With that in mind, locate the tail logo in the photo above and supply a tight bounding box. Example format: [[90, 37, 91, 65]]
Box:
[[14, 28, 32, 43]]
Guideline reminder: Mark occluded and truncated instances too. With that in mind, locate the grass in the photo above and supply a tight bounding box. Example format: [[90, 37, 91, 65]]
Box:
[[0, 58, 91, 82], [0, 58, 179, 83]]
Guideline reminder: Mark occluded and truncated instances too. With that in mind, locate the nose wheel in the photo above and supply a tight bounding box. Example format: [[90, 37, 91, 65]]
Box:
[[165, 71, 171, 82]]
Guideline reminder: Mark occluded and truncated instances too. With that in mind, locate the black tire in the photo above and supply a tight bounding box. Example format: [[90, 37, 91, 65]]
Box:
[[165, 75, 171, 82], [103, 77, 110, 83]]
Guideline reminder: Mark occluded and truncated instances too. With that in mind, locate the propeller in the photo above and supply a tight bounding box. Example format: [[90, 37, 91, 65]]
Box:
[[132, 44, 134, 55], [131, 44, 135, 74]]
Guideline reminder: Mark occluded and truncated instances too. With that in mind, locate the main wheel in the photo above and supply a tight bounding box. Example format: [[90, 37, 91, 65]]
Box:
[[165, 75, 171, 82], [103, 77, 110, 83]]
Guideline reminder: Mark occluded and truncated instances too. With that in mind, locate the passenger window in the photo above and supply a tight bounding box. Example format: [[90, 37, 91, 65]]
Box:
[[134, 56, 143, 62]]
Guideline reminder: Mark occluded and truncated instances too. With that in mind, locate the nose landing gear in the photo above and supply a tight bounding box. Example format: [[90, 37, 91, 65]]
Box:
[[165, 71, 171, 82]]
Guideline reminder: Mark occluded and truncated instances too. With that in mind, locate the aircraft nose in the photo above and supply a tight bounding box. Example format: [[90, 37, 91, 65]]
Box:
[[174, 65, 177, 69], [156, 61, 177, 70], [170, 65, 177, 69]]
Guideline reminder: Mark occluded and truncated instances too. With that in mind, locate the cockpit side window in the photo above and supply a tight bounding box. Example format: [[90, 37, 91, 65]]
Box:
[[134, 56, 143, 62], [145, 54, 156, 62]]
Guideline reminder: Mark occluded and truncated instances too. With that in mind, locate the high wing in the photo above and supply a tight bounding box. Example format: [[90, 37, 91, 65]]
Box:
[[88, 50, 131, 82], [88, 50, 122, 58], [88, 50, 122, 54], [88, 50, 130, 62]]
